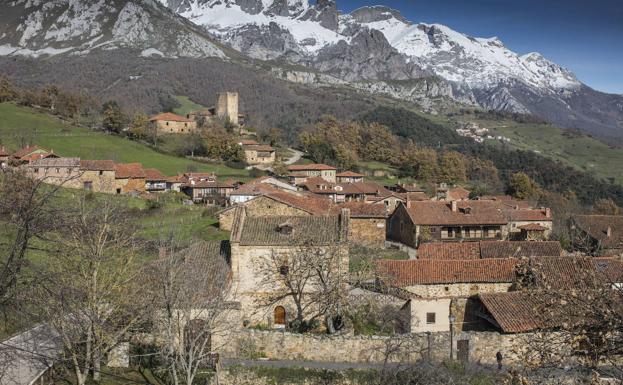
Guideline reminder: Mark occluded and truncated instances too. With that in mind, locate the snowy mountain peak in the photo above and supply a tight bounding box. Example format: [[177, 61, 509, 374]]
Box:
[[0, 0, 226, 58]]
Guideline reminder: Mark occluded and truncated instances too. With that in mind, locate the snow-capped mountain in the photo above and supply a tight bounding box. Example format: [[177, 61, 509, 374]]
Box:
[[0, 0, 226, 58], [157, 0, 622, 140]]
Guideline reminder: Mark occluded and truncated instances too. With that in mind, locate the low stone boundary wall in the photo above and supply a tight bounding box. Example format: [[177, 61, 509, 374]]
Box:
[[217, 329, 577, 367]]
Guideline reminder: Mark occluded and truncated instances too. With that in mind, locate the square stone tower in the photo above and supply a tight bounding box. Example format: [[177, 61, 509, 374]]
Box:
[[216, 92, 239, 126]]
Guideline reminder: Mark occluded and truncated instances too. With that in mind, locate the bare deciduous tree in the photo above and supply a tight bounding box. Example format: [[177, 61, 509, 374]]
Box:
[[27, 197, 149, 385], [149, 238, 233, 385]]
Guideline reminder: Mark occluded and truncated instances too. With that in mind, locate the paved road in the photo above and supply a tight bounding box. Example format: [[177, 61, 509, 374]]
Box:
[[283, 148, 304, 165], [0, 324, 61, 385]]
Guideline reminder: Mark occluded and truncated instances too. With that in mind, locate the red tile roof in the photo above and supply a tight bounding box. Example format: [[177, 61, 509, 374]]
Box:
[[336, 171, 365, 177], [245, 144, 275, 152], [80, 160, 115, 171], [239, 139, 259, 146], [404, 201, 508, 226], [518, 223, 548, 231], [479, 291, 561, 333], [149, 112, 194, 123], [417, 243, 482, 260], [417, 241, 563, 260], [594, 257, 623, 283], [572, 215, 623, 249], [145, 168, 167, 181], [288, 163, 336, 171], [375, 258, 518, 286], [12, 145, 46, 159], [447, 187, 471, 200], [115, 163, 146, 179]]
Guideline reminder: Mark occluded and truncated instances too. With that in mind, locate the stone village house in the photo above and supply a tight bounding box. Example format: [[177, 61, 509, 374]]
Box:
[[387, 200, 553, 248], [149, 112, 197, 135], [287, 164, 337, 183], [228, 208, 350, 327], [238, 140, 276, 166]]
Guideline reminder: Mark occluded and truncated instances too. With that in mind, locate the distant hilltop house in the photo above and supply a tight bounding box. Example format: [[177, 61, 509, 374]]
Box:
[[238, 139, 275, 165], [570, 215, 623, 256], [186, 92, 245, 127], [149, 112, 197, 135]]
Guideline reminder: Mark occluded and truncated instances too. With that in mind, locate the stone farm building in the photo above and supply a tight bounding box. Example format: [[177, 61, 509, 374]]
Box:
[[181, 179, 235, 205], [115, 163, 146, 194], [287, 164, 337, 183], [149, 112, 197, 134], [387, 200, 553, 248], [229, 209, 350, 327], [78, 160, 116, 193], [239, 140, 275, 165]]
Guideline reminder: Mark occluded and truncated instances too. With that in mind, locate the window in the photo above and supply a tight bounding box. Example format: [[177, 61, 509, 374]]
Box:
[[279, 265, 289, 276], [426, 312, 436, 324], [55, 168, 60, 173], [166, 121, 169, 126], [83, 181, 93, 191], [99, 170, 103, 176], [33, 168, 39, 174]]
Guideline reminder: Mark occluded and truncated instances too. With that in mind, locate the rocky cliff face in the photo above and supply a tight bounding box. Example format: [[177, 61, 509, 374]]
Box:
[[0, 0, 225, 58]]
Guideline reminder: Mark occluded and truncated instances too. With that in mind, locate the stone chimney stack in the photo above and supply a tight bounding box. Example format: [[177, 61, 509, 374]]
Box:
[[340, 208, 350, 242], [545, 208, 551, 218], [606, 226, 612, 238], [406, 200, 411, 209], [451, 201, 458, 212]]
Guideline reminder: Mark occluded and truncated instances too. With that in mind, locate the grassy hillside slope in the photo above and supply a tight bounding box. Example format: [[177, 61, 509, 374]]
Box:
[[0, 102, 249, 178], [475, 120, 623, 185]]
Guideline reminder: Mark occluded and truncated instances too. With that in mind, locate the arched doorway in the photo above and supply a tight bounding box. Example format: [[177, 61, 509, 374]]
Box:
[[274, 306, 286, 326]]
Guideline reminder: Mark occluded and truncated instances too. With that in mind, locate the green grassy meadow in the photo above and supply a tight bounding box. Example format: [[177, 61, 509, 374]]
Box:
[[481, 121, 623, 184], [0, 102, 249, 178], [173, 95, 205, 116]]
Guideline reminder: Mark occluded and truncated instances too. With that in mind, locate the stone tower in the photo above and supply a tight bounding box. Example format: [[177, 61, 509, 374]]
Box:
[[216, 92, 239, 125]]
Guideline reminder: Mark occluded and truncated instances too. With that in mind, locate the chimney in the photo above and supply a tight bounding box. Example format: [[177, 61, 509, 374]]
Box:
[[340, 208, 350, 242], [406, 199, 411, 209], [451, 201, 458, 212], [545, 208, 551, 218], [606, 227, 612, 238]]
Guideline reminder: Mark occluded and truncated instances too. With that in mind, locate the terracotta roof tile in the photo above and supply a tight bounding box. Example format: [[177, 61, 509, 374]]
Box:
[[572, 215, 623, 249], [479, 291, 561, 333], [336, 171, 365, 177], [149, 112, 194, 123], [417, 243, 482, 260], [447, 187, 471, 200], [239, 139, 259, 146], [518, 223, 548, 231], [12, 145, 46, 159], [80, 160, 115, 171], [404, 201, 508, 226], [479, 241, 562, 258], [115, 163, 146, 179], [145, 168, 167, 181], [374, 258, 518, 286], [287, 163, 336, 171]]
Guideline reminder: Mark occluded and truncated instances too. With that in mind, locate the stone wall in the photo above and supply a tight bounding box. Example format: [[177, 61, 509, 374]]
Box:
[[153, 119, 197, 134], [404, 282, 512, 299], [349, 217, 386, 247], [115, 177, 146, 194], [217, 92, 239, 125], [386, 204, 417, 248], [216, 329, 575, 367]]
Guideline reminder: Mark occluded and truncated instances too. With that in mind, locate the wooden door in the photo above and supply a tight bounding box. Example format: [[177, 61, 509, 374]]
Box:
[[457, 339, 469, 363], [274, 306, 286, 326]]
